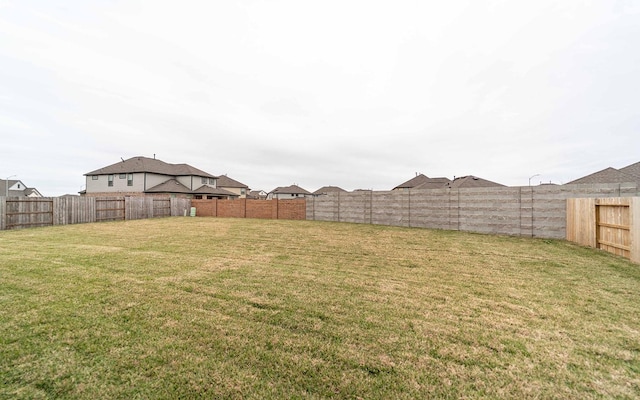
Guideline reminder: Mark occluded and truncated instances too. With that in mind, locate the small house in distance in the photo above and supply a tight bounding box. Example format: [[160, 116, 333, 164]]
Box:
[[313, 186, 347, 196], [215, 175, 249, 198], [267, 185, 312, 199], [247, 190, 268, 199], [0, 179, 43, 197]]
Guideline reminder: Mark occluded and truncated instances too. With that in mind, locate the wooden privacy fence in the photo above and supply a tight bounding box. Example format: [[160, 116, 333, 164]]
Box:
[[567, 197, 639, 263], [0, 196, 192, 230]]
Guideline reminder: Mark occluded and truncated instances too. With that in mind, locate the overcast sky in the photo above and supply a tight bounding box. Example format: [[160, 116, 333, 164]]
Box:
[[1, 1, 639, 196]]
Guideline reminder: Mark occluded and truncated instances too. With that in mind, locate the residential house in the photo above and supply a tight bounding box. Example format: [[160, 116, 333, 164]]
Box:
[[247, 190, 268, 199], [393, 174, 451, 191], [313, 186, 347, 196], [0, 179, 43, 197], [566, 162, 640, 185], [216, 175, 249, 198], [445, 175, 505, 189], [267, 185, 312, 199], [82, 156, 244, 199]]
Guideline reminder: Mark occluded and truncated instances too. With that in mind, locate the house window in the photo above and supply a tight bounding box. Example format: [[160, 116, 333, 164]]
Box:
[[108, 175, 114, 187], [127, 174, 133, 186], [241, 188, 246, 195], [119, 174, 126, 179], [201, 177, 207, 184], [209, 178, 215, 184], [92, 176, 98, 180], [195, 195, 203, 199]]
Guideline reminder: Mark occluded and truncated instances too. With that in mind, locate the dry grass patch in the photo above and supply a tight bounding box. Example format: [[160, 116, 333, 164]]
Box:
[[1, 217, 639, 399]]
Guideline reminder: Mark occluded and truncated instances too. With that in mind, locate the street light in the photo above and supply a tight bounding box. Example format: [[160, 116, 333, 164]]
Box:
[[528, 174, 540, 186], [5, 175, 17, 197]]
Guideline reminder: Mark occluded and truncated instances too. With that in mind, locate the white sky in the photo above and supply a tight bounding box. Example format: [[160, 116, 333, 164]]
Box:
[[1, 0, 639, 196]]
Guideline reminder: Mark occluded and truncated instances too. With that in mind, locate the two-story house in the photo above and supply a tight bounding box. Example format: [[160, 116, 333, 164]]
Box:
[[82, 156, 248, 199], [0, 179, 43, 197]]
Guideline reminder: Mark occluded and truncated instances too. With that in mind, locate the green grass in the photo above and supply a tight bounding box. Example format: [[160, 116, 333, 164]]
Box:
[[0, 218, 639, 399]]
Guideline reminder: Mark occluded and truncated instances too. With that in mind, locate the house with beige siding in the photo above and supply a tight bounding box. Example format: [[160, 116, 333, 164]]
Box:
[[82, 156, 248, 199], [267, 185, 312, 199]]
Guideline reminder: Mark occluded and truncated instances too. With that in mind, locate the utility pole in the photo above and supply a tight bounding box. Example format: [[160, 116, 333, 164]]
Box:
[[528, 174, 540, 186], [5, 175, 17, 197]]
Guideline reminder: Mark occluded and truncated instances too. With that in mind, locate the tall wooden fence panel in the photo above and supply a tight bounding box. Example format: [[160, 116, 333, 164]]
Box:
[[171, 197, 192, 217], [95, 197, 125, 222], [53, 196, 96, 225], [4, 198, 54, 230], [567, 197, 639, 263]]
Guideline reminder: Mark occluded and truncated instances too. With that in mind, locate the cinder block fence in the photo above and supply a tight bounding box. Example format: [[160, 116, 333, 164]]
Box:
[[307, 183, 640, 240]]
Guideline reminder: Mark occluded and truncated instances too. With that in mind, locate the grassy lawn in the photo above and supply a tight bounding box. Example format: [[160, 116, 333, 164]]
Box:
[[0, 217, 639, 399]]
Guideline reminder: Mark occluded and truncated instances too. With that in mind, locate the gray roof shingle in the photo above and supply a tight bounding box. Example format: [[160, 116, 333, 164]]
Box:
[[85, 156, 215, 178], [566, 167, 638, 185]]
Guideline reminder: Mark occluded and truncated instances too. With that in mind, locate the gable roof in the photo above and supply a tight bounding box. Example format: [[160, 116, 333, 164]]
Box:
[[394, 174, 452, 190], [248, 190, 268, 199], [413, 177, 452, 189], [0, 179, 42, 197], [145, 179, 192, 194], [566, 167, 639, 185], [446, 175, 505, 189], [394, 174, 431, 189], [270, 185, 311, 195], [619, 161, 640, 179], [215, 175, 248, 188], [85, 156, 215, 178], [313, 186, 347, 195], [145, 180, 239, 197], [191, 185, 239, 197]]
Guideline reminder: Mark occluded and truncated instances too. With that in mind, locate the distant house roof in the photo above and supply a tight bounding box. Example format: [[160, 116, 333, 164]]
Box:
[[394, 174, 431, 189], [84, 156, 216, 178], [446, 175, 505, 189], [313, 186, 347, 195], [216, 175, 248, 189], [413, 177, 452, 190], [270, 185, 311, 195], [619, 161, 640, 179], [248, 190, 267, 199], [191, 185, 239, 197], [394, 174, 451, 190], [565, 167, 639, 185], [144, 180, 238, 197]]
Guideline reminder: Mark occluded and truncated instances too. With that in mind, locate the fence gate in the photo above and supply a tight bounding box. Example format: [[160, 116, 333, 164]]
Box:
[[595, 199, 631, 258], [95, 197, 125, 222], [567, 197, 639, 264]]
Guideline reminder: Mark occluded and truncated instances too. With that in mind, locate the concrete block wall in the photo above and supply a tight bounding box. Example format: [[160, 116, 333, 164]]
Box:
[[307, 183, 640, 239]]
